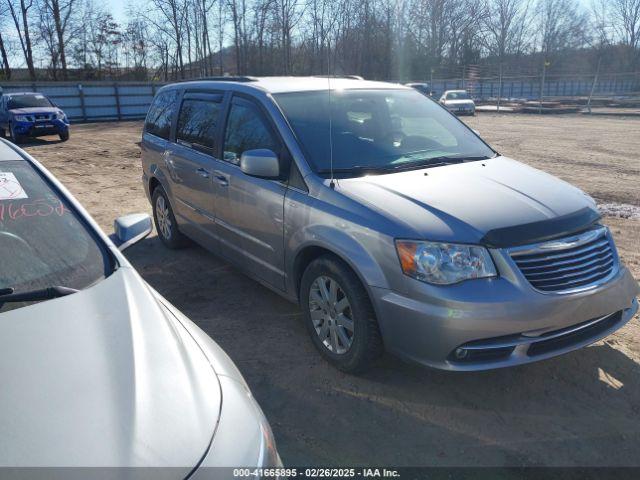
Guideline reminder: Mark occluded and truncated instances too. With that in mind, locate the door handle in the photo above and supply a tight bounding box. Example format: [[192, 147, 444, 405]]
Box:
[[196, 168, 210, 178], [214, 175, 229, 187], [212, 170, 229, 187]]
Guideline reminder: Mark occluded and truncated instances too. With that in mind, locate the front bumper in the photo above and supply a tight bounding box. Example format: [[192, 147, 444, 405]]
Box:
[[446, 104, 475, 115], [12, 118, 69, 137], [372, 266, 638, 371]]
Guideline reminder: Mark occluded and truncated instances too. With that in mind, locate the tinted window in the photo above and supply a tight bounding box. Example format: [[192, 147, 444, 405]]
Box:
[[223, 101, 279, 165], [145, 90, 178, 140], [1, 161, 112, 313], [7, 94, 53, 109], [176, 98, 222, 155], [274, 89, 493, 176]]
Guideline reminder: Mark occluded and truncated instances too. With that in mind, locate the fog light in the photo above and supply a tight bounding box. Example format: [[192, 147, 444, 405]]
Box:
[[454, 348, 468, 360]]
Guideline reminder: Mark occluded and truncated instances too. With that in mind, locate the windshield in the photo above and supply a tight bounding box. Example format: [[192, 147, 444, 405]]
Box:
[[7, 94, 53, 110], [0, 161, 112, 312], [446, 91, 471, 100], [274, 89, 493, 176]]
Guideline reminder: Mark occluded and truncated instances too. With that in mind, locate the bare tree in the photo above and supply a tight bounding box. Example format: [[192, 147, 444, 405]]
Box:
[[535, 0, 588, 58], [0, 2, 12, 78], [7, 0, 37, 79]]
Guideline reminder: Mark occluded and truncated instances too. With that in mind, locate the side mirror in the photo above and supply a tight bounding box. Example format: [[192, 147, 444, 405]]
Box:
[[240, 149, 280, 179], [110, 213, 152, 251]]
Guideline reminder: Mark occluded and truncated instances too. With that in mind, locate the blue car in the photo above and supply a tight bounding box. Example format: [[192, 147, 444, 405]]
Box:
[[0, 92, 70, 143]]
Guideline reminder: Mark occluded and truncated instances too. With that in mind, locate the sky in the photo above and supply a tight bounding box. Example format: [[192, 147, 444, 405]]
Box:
[[108, 0, 129, 23]]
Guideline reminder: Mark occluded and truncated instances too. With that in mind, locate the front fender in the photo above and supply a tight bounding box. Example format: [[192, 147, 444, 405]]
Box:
[[287, 224, 393, 293]]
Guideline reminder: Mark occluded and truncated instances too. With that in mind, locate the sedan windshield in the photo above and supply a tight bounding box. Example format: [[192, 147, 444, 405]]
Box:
[[0, 161, 112, 312], [274, 89, 493, 176], [446, 91, 471, 100], [7, 94, 53, 110]]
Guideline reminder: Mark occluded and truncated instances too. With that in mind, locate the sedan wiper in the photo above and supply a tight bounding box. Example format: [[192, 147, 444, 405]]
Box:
[[0, 286, 79, 306]]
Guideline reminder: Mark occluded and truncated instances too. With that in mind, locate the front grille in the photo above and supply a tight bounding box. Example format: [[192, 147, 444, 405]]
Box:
[[35, 114, 52, 121], [510, 227, 617, 293]]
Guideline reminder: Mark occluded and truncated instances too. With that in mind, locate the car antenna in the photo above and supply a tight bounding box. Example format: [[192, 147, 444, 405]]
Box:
[[327, 44, 335, 189]]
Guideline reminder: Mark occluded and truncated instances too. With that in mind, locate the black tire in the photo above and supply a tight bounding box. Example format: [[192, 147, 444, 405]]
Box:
[[300, 255, 383, 373], [9, 125, 24, 144], [0, 128, 5, 139], [152, 186, 189, 249], [59, 130, 70, 142]]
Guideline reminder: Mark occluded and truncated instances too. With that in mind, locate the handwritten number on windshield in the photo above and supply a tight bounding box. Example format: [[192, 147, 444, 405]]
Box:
[[0, 198, 68, 222]]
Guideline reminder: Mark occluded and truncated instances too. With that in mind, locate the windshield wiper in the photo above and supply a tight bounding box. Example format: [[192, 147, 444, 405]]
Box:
[[317, 165, 395, 175], [384, 155, 491, 172], [317, 155, 494, 177], [0, 286, 79, 306]]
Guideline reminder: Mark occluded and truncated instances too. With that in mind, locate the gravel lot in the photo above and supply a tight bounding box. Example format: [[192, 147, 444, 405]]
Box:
[[20, 114, 640, 467]]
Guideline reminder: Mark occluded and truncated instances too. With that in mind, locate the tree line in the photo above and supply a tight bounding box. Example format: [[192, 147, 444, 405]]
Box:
[[0, 0, 639, 82]]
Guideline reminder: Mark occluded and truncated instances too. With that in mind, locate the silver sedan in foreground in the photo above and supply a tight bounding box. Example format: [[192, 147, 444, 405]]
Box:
[[0, 138, 281, 474]]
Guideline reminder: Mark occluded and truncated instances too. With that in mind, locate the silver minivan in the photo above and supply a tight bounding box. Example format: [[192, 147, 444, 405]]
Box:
[[141, 76, 638, 373]]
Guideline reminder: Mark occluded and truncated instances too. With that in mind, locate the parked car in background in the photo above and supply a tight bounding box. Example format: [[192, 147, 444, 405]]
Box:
[[439, 89, 476, 115], [0, 91, 70, 143], [0, 138, 280, 470], [406, 82, 432, 96], [141, 77, 638, 373]]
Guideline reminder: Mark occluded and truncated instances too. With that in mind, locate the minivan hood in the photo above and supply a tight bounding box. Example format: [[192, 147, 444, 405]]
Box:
[[335, 156, 598, 246], [0, 267, 220, 468], [9, 107, 60, 116]]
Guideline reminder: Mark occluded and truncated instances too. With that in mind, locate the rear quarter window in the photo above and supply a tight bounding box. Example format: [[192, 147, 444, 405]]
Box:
[[145, 90, 179, 140]]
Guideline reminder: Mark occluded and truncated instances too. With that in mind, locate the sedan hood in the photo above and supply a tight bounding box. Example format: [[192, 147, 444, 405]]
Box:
[[336, 156, 598, 246], [9, 107, 60, 116], [0, 267, 221, 468]]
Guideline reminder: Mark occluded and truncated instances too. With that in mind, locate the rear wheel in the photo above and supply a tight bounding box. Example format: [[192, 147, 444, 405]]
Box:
[[300, 255, 383, 373], [152, 186, 189, 249]]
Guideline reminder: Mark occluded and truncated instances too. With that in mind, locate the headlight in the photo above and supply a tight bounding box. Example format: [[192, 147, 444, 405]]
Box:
[[55, 110, 66, 120], [395, 240, 497, 285], [13, 115, 29, 122]]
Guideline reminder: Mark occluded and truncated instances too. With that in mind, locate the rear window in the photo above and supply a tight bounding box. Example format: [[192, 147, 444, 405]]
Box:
[[145, 90, 179, 140], [0, 161, 112, 313], [176, 95, 223, 155]]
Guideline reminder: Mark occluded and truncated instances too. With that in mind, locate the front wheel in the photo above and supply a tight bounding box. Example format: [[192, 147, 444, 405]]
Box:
[[152, 186, 189, 249], [9, 125, 24, 144], [300, 255, 383, 373], [59, 130, 69, 142]]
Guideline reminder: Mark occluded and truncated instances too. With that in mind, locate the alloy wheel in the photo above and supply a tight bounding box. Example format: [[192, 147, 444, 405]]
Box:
[[308, 276, 354, 354], [155, 195, 172, 240]]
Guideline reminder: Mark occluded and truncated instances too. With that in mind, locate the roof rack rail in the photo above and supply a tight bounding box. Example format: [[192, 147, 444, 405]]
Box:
[[180, 76, 258, 83], [313, 75, 364, 80]]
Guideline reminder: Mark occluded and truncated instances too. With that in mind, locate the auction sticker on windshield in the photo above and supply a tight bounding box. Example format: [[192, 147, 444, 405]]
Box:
[[0, 172, 28, 200]]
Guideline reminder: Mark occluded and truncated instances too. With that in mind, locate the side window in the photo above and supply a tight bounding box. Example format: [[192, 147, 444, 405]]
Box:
[[145, 90, 178, 140], [223, 100, 280, 165], [176, 97, 222, 156]]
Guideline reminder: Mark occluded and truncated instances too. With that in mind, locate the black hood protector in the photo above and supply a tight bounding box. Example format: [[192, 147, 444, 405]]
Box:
[[480, 207, 601, 248]]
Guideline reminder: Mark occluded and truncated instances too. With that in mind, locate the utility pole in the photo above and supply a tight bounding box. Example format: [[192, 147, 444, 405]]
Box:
[[587, 57, 602, 114], [539, 60, 550, 114]]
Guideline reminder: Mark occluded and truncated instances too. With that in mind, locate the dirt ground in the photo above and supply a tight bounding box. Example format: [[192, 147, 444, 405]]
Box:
[[20, 114, 640, 467]]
